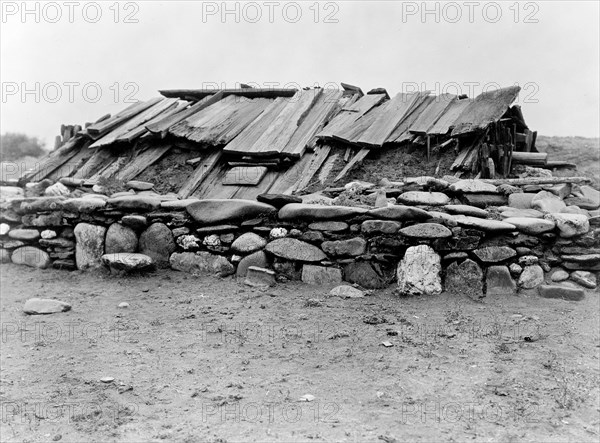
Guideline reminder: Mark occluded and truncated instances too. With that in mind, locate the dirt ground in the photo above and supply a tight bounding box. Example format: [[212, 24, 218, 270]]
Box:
[[1, 264, 599, 443]]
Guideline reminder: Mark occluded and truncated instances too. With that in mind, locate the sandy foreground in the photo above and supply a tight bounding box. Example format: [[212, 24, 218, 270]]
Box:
[[1, 264, 598, 442]]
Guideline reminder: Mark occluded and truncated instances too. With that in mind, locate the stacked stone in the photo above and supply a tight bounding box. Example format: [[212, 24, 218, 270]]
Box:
[[1, 176, 598, 300]]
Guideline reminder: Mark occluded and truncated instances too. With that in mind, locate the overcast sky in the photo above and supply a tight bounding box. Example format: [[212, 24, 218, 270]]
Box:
[[1, 0, 599, 150]]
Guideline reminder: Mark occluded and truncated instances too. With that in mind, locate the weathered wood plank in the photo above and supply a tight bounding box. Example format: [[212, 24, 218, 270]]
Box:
[[223, 166, 268, 186], [86, 98, 163, 139], [233, 170, 280, 199], [114, 144, 172, 182], [387, 95, 436, 143], [71, 147, 115, 179], [427, 98, 470, 135], [410, 94, 458, 134], [179, 150, 223, 198], [292, 145, 333, 192], [159, 88, 297, 101], [281, 89, 344, 157], [511, 151, 547, 166], [226, 89, 323, 157], [146, 92, 225, 134], [316, 94, 387, 141], [119, 100, 189, 142], [451, 86, 521, 136], [333, 147, 370, 182], [357, 92, 426, 146], [19, 136, 84, 183]]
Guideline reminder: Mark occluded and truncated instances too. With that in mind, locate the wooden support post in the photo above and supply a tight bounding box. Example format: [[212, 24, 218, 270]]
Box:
[[426, 134, 431, 162]]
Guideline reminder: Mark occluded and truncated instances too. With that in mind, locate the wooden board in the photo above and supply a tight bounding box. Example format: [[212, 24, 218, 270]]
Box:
[[333, 147, 370, 182], [119, 100, 189, 142], [335, 101, 390, 144], [71, 147, 115, 179], [86, 98, 163, 139], [222, 166, 268, 186], [20, 136, 84, 183], [316, 94, 387, 141], [451, 86, 521, 136], [387, 95, 436, 143], [267, 151, 316, 195], [159, 88, 297, 101], [114, 144, 172, 182], [427, 98, 470, 135], [232, 170, 280, 199], [46, 144, 94, 181], [357, 92, 426, 146], [222, 98, 289, 156], [146, 92, 225, 134], [178, 149, 222, 198], [280, 89, 344, 157], [90, 98, 177, 148], [225, 89, 323, 157], [169, 95, 273, 145], [292, 144, 332, 192], [409, 94, 458, 134]]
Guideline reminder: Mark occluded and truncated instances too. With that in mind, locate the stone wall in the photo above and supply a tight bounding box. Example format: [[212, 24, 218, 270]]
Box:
[[1, 177, 599, 299]]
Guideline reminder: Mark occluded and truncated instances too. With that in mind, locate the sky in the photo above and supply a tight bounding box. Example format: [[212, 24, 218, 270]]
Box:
[[1, 0, 599, 151]]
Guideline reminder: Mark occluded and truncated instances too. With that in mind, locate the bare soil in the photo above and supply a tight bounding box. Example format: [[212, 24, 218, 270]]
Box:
[[1, 264, 599, 442]]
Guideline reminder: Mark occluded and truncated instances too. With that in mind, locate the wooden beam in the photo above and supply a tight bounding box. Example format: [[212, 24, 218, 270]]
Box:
[[511, 151, 547, 166], [159, 88, 297, 101], [481, 176, 592, 186], [333, 147, 370, 183]]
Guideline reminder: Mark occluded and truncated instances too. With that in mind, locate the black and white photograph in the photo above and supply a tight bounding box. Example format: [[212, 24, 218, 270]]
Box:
[[1, 1, 599, 441]]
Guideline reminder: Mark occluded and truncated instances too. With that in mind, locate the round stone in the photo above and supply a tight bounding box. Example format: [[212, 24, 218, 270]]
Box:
[[231, 233, 267, 254]]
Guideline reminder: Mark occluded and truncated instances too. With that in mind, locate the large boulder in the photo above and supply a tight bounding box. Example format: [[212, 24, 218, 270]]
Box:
[[397, 245, 442, 295], [170, 251, 234, 277], [278, 203, 367, 221], [397, 191, 450, 206], [444, 259, 484, 299], [321, 238, 367, 257], [265, 238, 327, 262], [11, 246, 51, 269], [367, 206, 431, 221], [187, 199, 276, 224], [74, 223, 106, 270], [23, 298, 71, 314], [104, 223, 138, 254], [486, 266, 517, 295], [139, 223, 176, 267], [344, 261, 390, 289], [544, 213, 589, 238], [231, 232, 267, 254], [399, 223, 452, 239]]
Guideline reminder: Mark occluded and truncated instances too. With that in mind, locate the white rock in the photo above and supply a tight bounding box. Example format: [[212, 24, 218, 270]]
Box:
[[329, 285, 365, 298], [41, 230, 57, 239], [531, 191, 567, 213], [397, 245, 442, 295], [0, 223, 10, 236], [269, 227, 288, 239], [449, 179, 497, 193], [44, 182, 70, 197], [203, 234, 221, 247], [518, 265, 544, 289], [544, 213, 590, 238], [118, 302, 129, 308]]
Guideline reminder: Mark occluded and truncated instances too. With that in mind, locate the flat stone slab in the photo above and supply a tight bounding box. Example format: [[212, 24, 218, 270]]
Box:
[[560, 254, 600, 264], [473, 246, 517, 263], [531, 191, 567, 213], [188, 199, 277, 224], [502, 217, 556, 234], [444, 205, 488, 218], [361, 220, 401, 234], [367, 206, 431, 221], [399, 223, 452, 239], [500, 208, 544, 219], [301, 265, 342, 285], [322, 238, 367, 257], [308, 221, 348, 232], [397, 191, 450, 206], [101, 253, 154, 271], [196, 225, 239, 234], [265, 238, 327, 262], [570, 270, 597, 289], [8, 229, 39, 241], [23, 298, 71, 314], [278, 204, 368, 221], [126, 180, 154, 191], [454, 215, 516, 232], [508, 193, 536, 209], [449, 179, 497, 193], [160, 198, 200, 210], [245, 266, 276, 288], [329, 285, 365, 298], [538, 284, 585, 301], [256, 193, 302, 208], [107, 195, 162, 211], [61, 197, 107, 213]]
